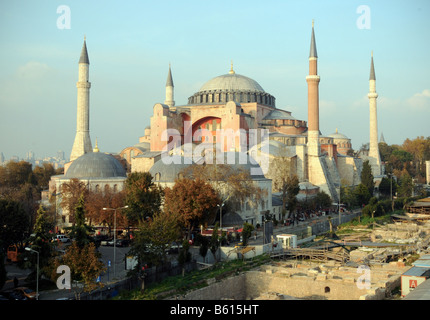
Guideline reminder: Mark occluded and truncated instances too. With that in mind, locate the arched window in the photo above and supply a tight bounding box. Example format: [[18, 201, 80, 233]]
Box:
[[324, 286, 330, 293], [113, 184, 118, 192], [95, 184, 100, 192], [155, 173, 161, 181]]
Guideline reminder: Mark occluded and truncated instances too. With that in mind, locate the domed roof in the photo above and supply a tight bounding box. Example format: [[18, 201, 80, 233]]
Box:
[[65, 152, 126, 179], [149, 152, 267, 182], [198, 73, 265, 93], [149, 155, 193, 182], [328, 129, 349, 140]]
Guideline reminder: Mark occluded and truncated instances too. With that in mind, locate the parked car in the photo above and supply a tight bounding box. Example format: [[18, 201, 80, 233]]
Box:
[[91, 234, 109, 247], [115, 239, 130, 247], [14, 287, 37, 300], [3, 290, 27, 300], [53, 235, 71, 243]]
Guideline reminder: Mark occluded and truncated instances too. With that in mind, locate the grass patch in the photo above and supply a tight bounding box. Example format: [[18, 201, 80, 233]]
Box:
[[116, 254, 271, 300]]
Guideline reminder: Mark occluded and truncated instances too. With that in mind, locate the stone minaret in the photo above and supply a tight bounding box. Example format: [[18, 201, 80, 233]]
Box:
[[306, 20, 320, 157], [70, 38, 92, 161], [164, 64, 175, 107], [368, 52, 382, 176]]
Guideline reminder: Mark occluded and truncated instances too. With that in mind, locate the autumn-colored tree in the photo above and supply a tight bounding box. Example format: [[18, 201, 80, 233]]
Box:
[[85, 187, 127, 231], [52, 242, 105, 298], [124, 172, 163, 225], [59, 178, 88, 225], [181, 162, 264, 226], [269, 150, 295, 217], [164, 178, 220, 239], [33, 163, 56, 191]]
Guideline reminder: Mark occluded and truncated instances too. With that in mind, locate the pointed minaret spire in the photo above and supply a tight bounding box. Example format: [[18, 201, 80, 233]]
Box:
[[164, 63, 175, 107], [369, 51, 376, 80], [309, 19, 318, 58], [166, 63, 174, 87], [79, 36, 90, 65]]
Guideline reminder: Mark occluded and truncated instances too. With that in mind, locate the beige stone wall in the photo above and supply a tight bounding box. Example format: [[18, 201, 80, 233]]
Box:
[[175, 261, 408, 300]]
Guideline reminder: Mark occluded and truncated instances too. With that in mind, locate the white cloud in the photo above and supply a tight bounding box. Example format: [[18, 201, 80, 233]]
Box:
[[406, 89, 430, 110]]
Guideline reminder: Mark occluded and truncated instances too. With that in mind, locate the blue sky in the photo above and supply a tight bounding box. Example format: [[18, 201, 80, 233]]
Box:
[[0, 0, 429, 160]]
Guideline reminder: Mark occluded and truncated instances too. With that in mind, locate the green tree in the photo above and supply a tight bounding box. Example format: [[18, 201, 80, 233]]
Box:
[[129, 210, 181, 269], [314, 191, 332, 210], [24, 205, 54, 279], [286, 175, 300, 219], [67, 195, 93, 248], [354, 183, 371, 207], [241, 222, 255, 246], [0, 199, 30, 250], [398, 172, 413, 198], [361, 160, 375, 196], [125, 172, 163, 225], [209, 223, 220, 263]]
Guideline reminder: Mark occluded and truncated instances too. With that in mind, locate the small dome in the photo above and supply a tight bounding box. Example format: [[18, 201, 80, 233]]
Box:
[[149, 155, 193, 182], [65, 152, 126, 179], [328, 129, 349, 140], [198, 73, 265, 93]]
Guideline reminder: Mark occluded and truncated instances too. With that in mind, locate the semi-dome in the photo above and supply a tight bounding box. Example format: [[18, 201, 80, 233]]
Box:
[[65, 152, 126, 179]]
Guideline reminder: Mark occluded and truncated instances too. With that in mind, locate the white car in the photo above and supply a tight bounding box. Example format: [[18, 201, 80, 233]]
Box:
[[56, 235, 71, 243]]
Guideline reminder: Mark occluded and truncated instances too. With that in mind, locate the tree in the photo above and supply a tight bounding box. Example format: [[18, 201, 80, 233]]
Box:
[[270, 151, 296, 218], [241, 222, 254, 246], [33, 163, 56, 191], [314, 191, 332, 210], [354, 183, 371, 207], [209, 223, 220, 263], [85, 187, 127, 232], [67, 195, 93, 249], [286, 175, 300, 219], [0, 199, 30, 250], [60, 178, 89, 225], [361, 160, 374, 196], [24, 205, 54, 279], [129, 210, 181, 269], [182, 162, 264, 220], [124, 172, 163, 225], [398, 172, 413, 198], [163, 178, 220, 239], [52, 242, 105, 298]]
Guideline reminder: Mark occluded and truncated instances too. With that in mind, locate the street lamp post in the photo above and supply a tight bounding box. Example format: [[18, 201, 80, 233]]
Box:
[[25, 247, 39, 300], [217, 202, 225, 231], [102, 205, 128, 279]]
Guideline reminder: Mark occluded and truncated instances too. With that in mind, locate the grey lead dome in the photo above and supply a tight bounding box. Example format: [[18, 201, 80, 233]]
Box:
[[65, 152, 126, 179], [198, 73, 265, 93]]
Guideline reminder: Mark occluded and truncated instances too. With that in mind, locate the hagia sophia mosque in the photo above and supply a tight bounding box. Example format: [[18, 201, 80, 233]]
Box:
[[49, 22, 384, 230]]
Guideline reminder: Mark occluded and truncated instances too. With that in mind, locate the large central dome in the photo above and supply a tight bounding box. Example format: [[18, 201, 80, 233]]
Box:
[[188, 68, 275, 107], [199, 73, 265, 93]]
